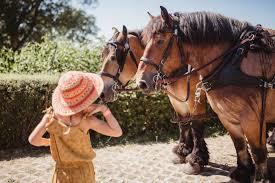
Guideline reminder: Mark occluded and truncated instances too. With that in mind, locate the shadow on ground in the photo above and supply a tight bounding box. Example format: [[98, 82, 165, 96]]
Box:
[[202, 156, 275, 183], [0, 146, 49, 161]]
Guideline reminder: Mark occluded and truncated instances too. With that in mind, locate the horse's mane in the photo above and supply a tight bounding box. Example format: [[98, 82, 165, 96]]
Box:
[[128, 29, 143, 39], [128, 29, 145, 48], [142, 11, 253, 45]]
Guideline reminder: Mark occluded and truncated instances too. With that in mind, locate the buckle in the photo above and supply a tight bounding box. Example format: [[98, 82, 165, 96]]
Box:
[[260, 80, 275, 89], [201, 81, 212, 92], [237, 48, 244, 56], [269, 82, 275, 89], [173, 25, 179, 36]]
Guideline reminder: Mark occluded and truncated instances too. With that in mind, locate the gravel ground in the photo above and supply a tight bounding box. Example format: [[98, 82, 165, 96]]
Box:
[[1, 135, 275, 183]]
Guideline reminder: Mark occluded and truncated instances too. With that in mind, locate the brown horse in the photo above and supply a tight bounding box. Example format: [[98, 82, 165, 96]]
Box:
[[136, 6, 275, 183], [100, 26, 209, 174]]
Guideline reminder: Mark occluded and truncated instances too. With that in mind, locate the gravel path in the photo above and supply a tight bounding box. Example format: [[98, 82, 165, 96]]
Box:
[[1, 135, 275, 183]]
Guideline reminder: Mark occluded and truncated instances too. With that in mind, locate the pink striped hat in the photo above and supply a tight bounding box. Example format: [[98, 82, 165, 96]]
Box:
[[52, 71, 104, 116]]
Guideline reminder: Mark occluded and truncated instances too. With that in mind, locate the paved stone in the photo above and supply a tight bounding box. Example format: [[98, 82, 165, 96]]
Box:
[[0, 135, 275, 183]]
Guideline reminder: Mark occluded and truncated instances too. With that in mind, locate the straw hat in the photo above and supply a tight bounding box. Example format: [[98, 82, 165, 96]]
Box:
[[52, 71, 104, 116]]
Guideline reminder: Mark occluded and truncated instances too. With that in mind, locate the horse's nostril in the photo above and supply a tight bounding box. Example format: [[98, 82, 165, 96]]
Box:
[[138, 81, 148, 90], [100, 92, 105, 99]]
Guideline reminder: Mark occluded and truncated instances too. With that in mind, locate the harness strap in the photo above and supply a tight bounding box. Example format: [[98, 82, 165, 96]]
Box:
[[156, 37, 253, 85], [260, 87, 267, 145], [99, 71, 123, 86], [163, 65, 192, 103], [140, 57, 160, 70], [160, 34, 175, 66]]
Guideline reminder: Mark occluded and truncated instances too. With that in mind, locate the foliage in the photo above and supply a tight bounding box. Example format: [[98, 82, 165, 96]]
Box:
[[0, 74, 225, 149], [0, 48, 15, 73], [0, 0, 98, 50], [0, 36, 103, 74], [0, 74, 58, 149]]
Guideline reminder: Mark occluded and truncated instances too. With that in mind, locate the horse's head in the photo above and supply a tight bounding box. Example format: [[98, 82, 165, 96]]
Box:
[[136, 6, 185, 93], [100, 26, 143, 102], [136, 7, 252, 93]]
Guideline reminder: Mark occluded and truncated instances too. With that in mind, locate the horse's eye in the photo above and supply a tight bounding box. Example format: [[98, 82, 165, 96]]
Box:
[[156, 39, 164, 45], [110, 55, 116, 61]]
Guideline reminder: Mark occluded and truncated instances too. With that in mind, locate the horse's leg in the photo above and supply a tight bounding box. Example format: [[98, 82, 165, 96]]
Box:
[[172, 122, 193, 164], [229, 135, 254, 183], [183, 120, 209, 173], [242, 122, 270, 183], [220, 120, 254, 183]]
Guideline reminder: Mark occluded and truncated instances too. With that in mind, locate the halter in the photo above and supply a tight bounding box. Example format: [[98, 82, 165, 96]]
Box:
[[99, 37, 138, 91], [139, 19, 191, 102], [140, 21, 189, 87]]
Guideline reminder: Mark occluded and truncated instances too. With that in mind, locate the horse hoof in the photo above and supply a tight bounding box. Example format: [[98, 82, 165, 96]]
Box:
[[172, 156, 185, 164], [253, 174, 272, 183], [230, 167, 251, 183], [172, 144, 190, 164], [267, 143, 275, 153], [253, 179, 271, 183], [267, 134, 275, 146], [172, 144, 191, 157], [181, 162, 201, 175]]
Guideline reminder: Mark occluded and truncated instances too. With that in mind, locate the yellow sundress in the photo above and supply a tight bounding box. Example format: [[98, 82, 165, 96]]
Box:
[[46, 115, 96, 183]]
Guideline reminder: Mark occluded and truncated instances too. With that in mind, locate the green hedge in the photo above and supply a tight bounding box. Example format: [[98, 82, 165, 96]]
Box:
[[0, 74, 224, 150], [0, 74, 58, 149]]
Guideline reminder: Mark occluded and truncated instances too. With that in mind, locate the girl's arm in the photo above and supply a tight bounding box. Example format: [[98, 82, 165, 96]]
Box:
[[28, 114, 50, 147], [86, 105, 122, 137]]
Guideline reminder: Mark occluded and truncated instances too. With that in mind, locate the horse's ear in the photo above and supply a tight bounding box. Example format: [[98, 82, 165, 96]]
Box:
[[112, 27, 119, 38], [147, 12, 154, 19], [112, 27, 119, 34], [122, 25, 127, 36], [160, 6, 173, 28]]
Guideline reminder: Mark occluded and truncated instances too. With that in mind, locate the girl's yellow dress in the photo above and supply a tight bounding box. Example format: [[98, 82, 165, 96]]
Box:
[[46, 115, 96, 183]]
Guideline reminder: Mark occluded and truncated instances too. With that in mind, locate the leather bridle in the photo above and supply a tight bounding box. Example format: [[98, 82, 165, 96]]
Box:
[[99, 37, 138, 90], [140, 23, 187, 86], [139, 20, 191, 102]]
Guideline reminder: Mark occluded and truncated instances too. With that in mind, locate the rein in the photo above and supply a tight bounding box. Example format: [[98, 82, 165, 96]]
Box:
[[140, 22, 191, 102]]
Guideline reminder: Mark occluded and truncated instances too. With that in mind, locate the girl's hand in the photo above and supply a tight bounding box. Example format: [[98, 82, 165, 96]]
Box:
[[85, 104, 108, 115], [41, 138, 50, 146]]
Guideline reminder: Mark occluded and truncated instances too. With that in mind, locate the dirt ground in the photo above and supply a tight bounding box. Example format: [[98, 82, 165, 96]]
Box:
[[1, 135, 275, 183]]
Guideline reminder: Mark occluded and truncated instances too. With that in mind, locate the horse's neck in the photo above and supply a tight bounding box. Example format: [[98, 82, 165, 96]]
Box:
[[128, 35, 144, 61], [128, 35, 144, 80], [185, 42, 232, 78], [166, 80, 190, 115], [166, 74, 206, 116]]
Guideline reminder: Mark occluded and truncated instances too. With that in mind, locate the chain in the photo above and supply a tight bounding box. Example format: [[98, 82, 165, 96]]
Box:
[[111, 82, 121, 101], [192, 81, 203, 114], [153, 72, 165, 91]]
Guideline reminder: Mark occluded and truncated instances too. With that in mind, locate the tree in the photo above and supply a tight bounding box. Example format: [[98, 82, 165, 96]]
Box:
[[0, 0, 98, 50]]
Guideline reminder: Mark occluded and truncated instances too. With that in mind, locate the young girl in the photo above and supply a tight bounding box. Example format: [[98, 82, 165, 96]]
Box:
[[28, 71, 122, 183]]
